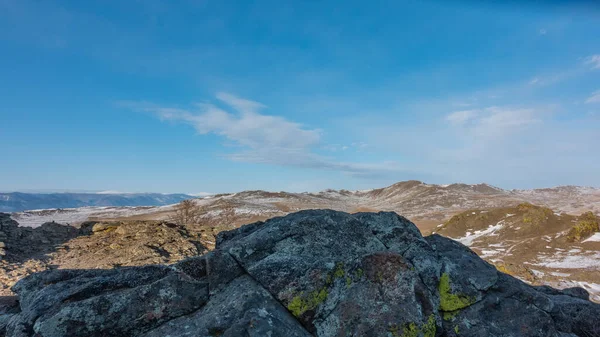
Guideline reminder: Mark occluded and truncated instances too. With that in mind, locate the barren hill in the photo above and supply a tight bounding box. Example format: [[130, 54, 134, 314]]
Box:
[[109, 181, 600, 232], [435, 204, 600, 301]]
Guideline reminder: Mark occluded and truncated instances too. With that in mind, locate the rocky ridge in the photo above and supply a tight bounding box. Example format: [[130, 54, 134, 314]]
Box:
[[1, 210, 599, 336], [0, 213, 210, 296]]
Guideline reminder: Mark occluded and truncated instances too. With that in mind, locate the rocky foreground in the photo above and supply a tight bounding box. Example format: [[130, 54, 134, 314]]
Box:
[[1, 210, 599, 336]]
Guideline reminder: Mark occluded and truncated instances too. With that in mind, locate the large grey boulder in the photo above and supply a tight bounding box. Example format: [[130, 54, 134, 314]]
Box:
[[2, 210, 599, 336]]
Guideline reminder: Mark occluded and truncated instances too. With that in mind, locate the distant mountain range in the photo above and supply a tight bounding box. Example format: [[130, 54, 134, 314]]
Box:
[[0, 192, 194, 212], [6, 180, 600, 228]]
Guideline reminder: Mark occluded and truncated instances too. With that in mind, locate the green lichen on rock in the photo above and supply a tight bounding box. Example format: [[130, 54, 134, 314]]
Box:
[[287, 296, 305, 317], [326, 262, 347, 285], [333, 262, 345, 278], [355, 268, 364, 278], [422, 314, 437, 337], [442, 310, 459, 321], [438, 273, 475, 312], [454, 325, 460, 334], [289, 261, 356, 316], [387, 315, 436, 337], [287, 288, 329, 317], [402, 322, 419, 337]]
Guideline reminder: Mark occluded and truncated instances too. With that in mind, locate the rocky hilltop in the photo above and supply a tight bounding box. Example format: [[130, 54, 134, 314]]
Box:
[[1, 210, 599, 337], [0, 213, 211, 296]]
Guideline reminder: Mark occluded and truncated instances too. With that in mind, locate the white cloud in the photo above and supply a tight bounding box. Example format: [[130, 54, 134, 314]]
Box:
[[445, 106, 541, 140], [585, 90, 600, 104], [445, 110, 478, 125], [584, 55, 600, 70], [447, 107, 539, 130], [122, 93, 401, 178], [124, 95, 320, 151], [478, 107, 540, 130]]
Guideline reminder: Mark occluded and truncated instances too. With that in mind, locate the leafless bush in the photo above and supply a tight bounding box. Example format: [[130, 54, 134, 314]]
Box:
[[169, 199, 203, 225]]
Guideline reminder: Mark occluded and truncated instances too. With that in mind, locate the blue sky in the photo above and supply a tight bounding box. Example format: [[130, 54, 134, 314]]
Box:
[[1, 0, 599, 194]]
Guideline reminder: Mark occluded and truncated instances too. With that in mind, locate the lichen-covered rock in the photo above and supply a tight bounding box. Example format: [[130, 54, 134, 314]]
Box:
[[2, 210, 600, 337]]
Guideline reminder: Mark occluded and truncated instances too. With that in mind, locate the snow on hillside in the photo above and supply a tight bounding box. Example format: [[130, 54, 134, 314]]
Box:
[[10, 205, 172, 227]]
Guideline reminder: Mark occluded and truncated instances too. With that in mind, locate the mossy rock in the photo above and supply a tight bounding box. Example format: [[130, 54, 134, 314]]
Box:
[[438, 273, 476, 312]]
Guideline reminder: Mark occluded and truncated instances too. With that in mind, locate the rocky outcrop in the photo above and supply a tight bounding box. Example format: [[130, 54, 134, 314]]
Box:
[[2, 210, 599, 336], [0, 214, 208, 296], [0, 214, 81, 263]]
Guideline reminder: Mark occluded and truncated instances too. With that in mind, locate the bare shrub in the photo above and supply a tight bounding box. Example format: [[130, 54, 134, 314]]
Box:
[[169, 199, 202, 225]]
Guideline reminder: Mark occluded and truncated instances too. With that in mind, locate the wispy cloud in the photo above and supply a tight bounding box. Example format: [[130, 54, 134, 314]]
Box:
[[121, 93, 401, 178], [121, 95, 320, 150], [445, 110, 479, 125], [477, 107, 540, 131], [435, 106, 545, 165], [584, 55, 600, 70], [445, 107, 539, 134], [586, 90, 600, 104]]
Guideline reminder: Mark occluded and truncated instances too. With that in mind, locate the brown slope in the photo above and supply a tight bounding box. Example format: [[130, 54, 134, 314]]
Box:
[[435, 204, 600, 301]]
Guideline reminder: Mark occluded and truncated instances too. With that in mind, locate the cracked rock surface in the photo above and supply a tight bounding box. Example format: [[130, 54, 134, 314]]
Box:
[[1, 210, 599, 337]]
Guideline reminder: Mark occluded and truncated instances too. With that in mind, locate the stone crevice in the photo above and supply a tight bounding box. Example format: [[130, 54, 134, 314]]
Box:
[[225, 251, 314, 336]]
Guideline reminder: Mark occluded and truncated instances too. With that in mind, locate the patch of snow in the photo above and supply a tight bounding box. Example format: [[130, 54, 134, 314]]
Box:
[[578, 282, 600, 302], [481, 249, 501, 257], [550, 272, 570, 277], [453, 221, 505, 246], [10, 206, 162, 227], [551, 280, 600, 303], [506, 213, 515, 217], [535, 252, 600, 269], [530, 269, 545, 277], [582, 232, 600, 243]]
